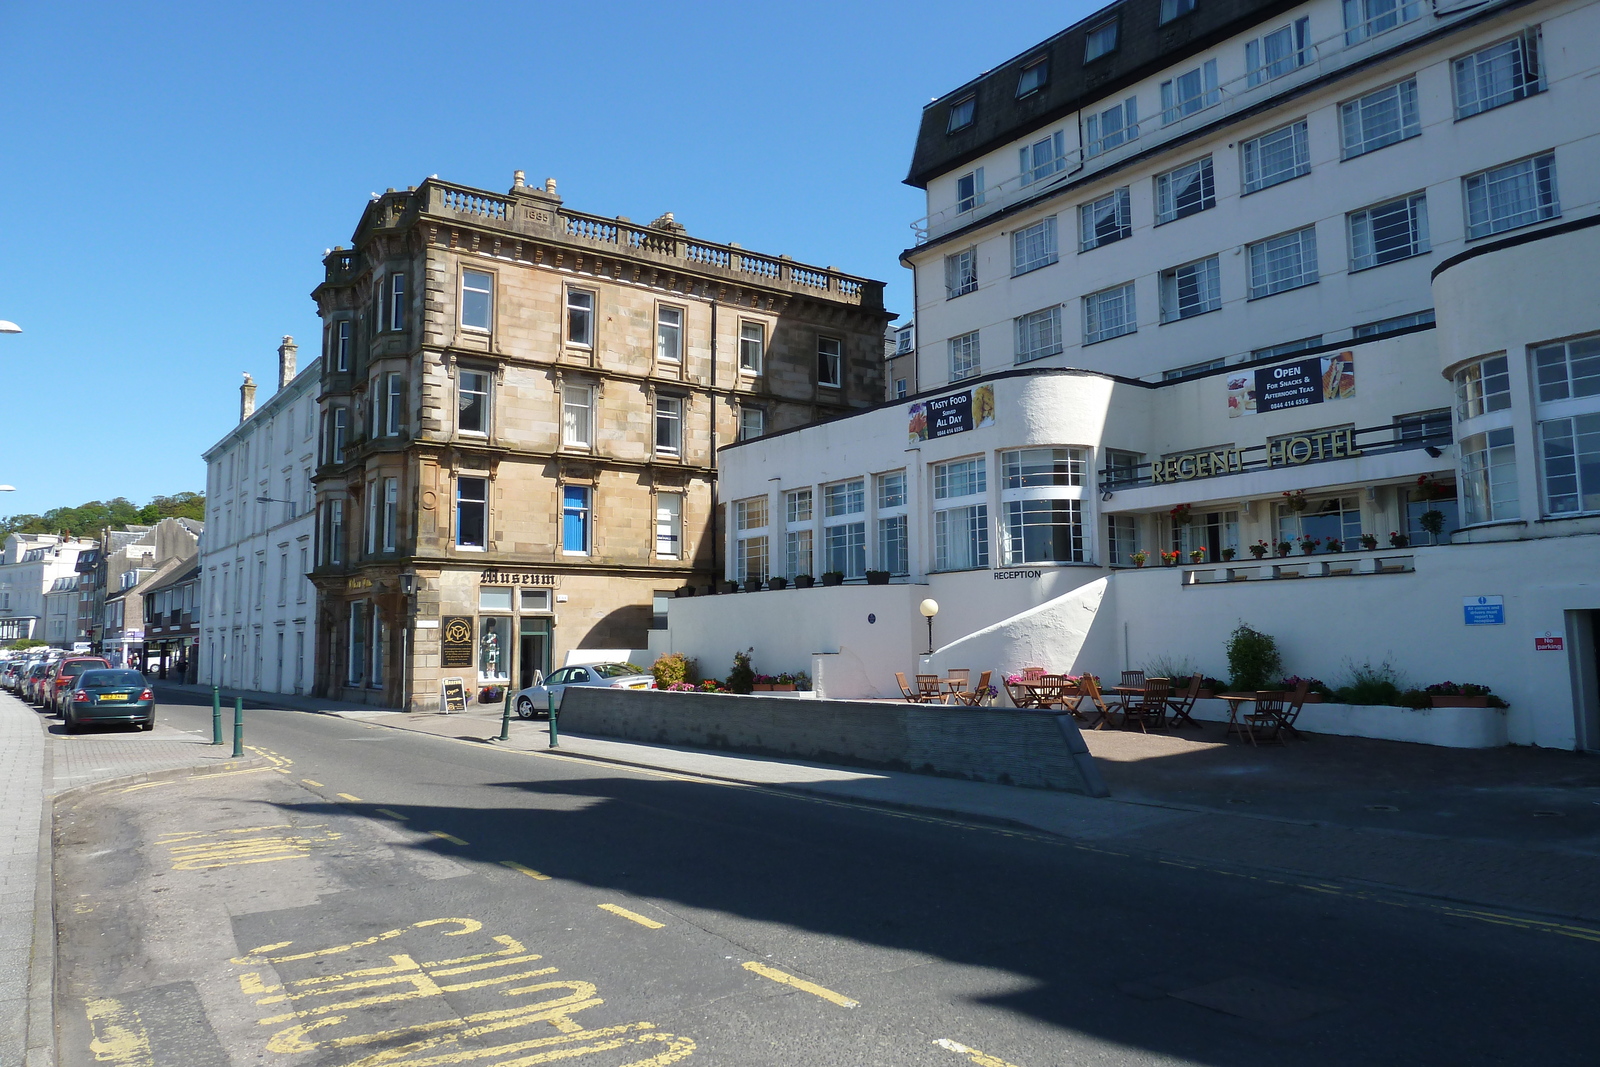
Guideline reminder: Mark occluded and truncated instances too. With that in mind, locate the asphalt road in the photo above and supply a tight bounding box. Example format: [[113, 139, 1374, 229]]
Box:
[[52, 695, 1600, 1067]]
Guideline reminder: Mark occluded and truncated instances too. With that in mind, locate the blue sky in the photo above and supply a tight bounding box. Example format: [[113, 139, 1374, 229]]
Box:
[[0, 0, 1096, 519]]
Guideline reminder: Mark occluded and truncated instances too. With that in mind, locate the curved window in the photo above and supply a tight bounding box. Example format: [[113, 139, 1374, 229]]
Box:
[[1453, 356, 1511, 421]]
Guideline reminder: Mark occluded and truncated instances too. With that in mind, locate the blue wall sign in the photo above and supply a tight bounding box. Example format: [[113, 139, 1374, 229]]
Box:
[[1463, 595, 1505, 625]]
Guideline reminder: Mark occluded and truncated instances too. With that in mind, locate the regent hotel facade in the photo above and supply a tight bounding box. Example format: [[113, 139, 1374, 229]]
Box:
[[654, 0, 1600, 750]]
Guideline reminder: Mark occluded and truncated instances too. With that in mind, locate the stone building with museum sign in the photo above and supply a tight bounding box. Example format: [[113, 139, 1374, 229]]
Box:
[[308, 173, 891, 710]]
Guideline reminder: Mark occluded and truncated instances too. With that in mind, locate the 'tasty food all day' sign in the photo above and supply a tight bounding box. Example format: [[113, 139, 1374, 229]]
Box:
[[909, 384, 995, 443]]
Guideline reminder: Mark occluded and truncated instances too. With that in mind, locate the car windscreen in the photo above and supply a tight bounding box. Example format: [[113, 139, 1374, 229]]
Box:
[[81, 670, 146, 688], [63, 661, 109, 677], [591, 663, 645, 678]]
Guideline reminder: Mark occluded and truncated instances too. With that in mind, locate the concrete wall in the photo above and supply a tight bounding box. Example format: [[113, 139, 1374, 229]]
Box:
[[559, 686, 1106, 796]]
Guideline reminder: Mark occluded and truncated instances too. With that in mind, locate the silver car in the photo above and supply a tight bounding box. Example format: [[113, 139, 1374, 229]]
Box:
[[513, 662, 655, 718]]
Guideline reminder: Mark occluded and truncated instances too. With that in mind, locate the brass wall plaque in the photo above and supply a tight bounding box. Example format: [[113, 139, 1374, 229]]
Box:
[[440, 616, 474, 669]]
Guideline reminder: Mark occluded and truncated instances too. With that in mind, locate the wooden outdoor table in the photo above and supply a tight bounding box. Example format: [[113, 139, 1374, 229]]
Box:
[[1219, 691, 1290, 737]]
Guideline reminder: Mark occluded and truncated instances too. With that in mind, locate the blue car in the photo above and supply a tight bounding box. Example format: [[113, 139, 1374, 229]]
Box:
[[65, 669, 155, 732]]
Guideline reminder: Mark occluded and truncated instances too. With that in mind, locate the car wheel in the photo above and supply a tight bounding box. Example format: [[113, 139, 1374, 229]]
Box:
[[139, 718, 154, 731], [516, 696, 535, 720], [63, 709, 77, 734]]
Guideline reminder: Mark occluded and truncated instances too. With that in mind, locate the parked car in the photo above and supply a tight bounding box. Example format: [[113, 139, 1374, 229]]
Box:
[[47, 657, 112, 715], [1, 661, 23, 692], [23, 663, 53, 705], [64, 669, 155, 732], [512, 662, 655, 718]]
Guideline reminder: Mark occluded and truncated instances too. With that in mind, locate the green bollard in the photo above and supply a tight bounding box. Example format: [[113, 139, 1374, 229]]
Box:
[[232, 697, 244, 758], [547, 690, 559, 748], [497, 687, 511, 742], [211, 686, 223, 745]]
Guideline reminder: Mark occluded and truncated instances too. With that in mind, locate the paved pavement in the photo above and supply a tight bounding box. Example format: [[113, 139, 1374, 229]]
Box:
[[0, 690, 263, 1067], [157, 682, 1600, 926]]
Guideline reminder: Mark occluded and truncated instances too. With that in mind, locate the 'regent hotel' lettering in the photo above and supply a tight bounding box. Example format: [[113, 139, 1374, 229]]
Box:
[[1266, 427, 1363, 467], [1151, 448, 1245, 484], [1153, 428, 1362, 483]]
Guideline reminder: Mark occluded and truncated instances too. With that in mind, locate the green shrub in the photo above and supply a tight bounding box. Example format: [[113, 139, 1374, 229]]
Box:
[[1332, 657, 1408, 705], [1145, 654, 1199, 680], [726, 647, 756, 695], [1225, 623, 1281, 692], [651, 652, 695, 690]]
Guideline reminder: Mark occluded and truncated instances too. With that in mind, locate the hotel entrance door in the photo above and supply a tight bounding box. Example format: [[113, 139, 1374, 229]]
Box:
[[519, 617, 552, 690]]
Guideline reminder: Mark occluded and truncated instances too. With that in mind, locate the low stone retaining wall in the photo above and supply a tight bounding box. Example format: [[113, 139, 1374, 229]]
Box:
[[1187, 699, 1508, 748], [559, 688, 1109, 797]]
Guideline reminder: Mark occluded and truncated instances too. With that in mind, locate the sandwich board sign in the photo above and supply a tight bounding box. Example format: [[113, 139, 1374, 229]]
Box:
[[440, 677, 467, 714]]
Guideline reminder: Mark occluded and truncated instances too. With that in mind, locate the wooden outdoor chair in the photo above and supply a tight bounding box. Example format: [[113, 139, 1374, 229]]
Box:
[[1008, 676, 1042, 708], [1165, 674, 1204, 729], [1079, 675, 1120, 729], [1121, 677, 1170, 733], [957, 670, 993, 706], [1242, 691, 1289, 746], [1275, 679, 1312, 739], [916, 674, 946, 703], [1021, 666, 1046, 680], [895, 672, 921, 703]]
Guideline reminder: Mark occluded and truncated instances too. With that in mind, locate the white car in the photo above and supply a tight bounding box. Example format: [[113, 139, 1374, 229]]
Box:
[[513, 662, 655, 718]]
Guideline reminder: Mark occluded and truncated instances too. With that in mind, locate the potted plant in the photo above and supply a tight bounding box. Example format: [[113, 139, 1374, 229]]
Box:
[[793, 573, 814, 589], [1197, 676, 1227, 699], [726, 648, 756, 694], [720, 579, 739, 594], [771, 672, 799, 692], [1282, 489, 1308, 513], [1160, 550, 1181, 567], [1424, 681, 1503, 708], [865, 570, 891, 585], [1249, 540, 1270, 560], [1360, 534, 1378, 550], [767, 576, 788, 590], [752, 673, 776, 692], [1324, 538, 1342, 553], [1388, 531, 1410, 548], [1298, 536, 1320, 555], [1169, 503, 1194, 526], [1419, 509, 1446, 542], [1129, 550, 1149, 567], [1221, 547, 1236, 562], [478, 685, 504, 704], [1189, 547, 1206, 564], [821, 571, 845, 587], [1277, 675, 1329, 702], [1275, 540, 1293, 558]]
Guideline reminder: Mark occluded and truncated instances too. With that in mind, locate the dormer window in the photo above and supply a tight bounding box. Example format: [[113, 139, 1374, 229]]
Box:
[[947, 96, 976, 133], [1016, 57, 1049, 98], [1084, 19, 1118, 62], [1160, 0, 1196, 24]]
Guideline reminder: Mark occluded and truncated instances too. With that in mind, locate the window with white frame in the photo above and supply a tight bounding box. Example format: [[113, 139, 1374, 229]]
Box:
[[1395, 408, 1452, 443], [734, 496, 768, 585], [1247, 17, 1309, 86], [1085, 98, 1137, 157], [562, 384, 593, 448], [1084, 282, 1137, 344], [456, 476, 487, 548], [739, 406, 764, 441], [950, 331, 980, 381], [1343, 0, 1421, 45], [785, 489, 812, 579], [1084, 18, 1118, 61], [1103, 449, 1144, 489], [655, 394, 682, 456], [1178, 510, 1242, 558], [817, 336, 842, 387], [822, 479, 866, 578], [1160, 0, 1196, 24], [1533, 333, 1600, 516], [1016, 56, 1048, 97], [332, 408, 347, 463], [1247, 227, 1318, 299], [1349, 193, 1429, 270], [561, 486, 590, 554], [461, 269, 493, 331], [458, 370, 489, 435], [335, 321, 351, 371], [1460, 428, 1519, 523], [389, 273, 406, 331], [1106, 514, 1139, 565], [1454, 28, 1541, 119], [1015, 307, 1063, 364], [1020, 130, 1067, 186], [1340, 78, 1419, 159], [739, 321, 764, 372], [381, 477, 399, 552], [933, 457, 988, 571], [384, 373, 404, 436], [1355, 309, 1433, 338], [947, 95, 975, 132], [1012, 217, 1058, 275], [1276, 495, 1359, 546], [1241, 121, 1309, 194], [1154, 157, 1214, 224], [567, 288, 595, 347], [657, 305, 683, 363], [1163, 358, 1225, 380], [328, 500, 344, 564], [655, 492, 682, 558], [1079, 188, 1131, 251], [956, 168, 984, 213], [1160, 256, 1221, 321], [895, 326, 914, 356], [895, 379, 908, 399], [945, 249, 977, 298], [876, 471, 909, 575], [1160, 60, 1218, 125], [1454, 354, 1512, 420], [1464, 154, 1558, 239]]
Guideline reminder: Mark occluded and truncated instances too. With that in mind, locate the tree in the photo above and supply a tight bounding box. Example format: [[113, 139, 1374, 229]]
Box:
[[0, 493, 206, 540]]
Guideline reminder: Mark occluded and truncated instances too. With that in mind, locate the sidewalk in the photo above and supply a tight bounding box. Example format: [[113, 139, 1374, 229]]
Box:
[[0, 691, 264, 1067]]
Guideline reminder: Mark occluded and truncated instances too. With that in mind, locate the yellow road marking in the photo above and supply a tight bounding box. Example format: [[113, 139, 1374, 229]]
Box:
[[376, 808, 408, 821], [232, 918, 481, 966], [301, 779, 324, 787], [741, 961, 857, 1007], [500, 860, 551, 881], [84, 996, 152, 1066], [165, 825, 340, 870], [935, 1037, 1025, 1067], [337, 793, 362, 802], [429, 830, 469, 846], [597, 903, 664, 929], [117, 765, 275, 793]]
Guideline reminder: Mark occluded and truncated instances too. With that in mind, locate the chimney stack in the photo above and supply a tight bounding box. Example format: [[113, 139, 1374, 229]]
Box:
[[240, 373, 257, 423], [278, 335, 298, 388]]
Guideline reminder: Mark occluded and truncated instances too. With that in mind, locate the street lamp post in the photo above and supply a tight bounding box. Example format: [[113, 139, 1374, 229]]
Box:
[[919, 598, 940, 656], [0, 322, 21, 334], [255, 496, 297, 519]]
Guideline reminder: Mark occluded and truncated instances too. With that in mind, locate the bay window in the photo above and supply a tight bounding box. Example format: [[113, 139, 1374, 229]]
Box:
[[1000, 448, 1086, 565], [1459, 429, 1520, 524], [822, 479, 866, 578], [932, 458, 988, 571]]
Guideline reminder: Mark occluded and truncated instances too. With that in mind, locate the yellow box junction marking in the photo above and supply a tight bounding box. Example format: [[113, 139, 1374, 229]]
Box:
[[160, 824, 341, 870], [301, 779, 324, 787], [429, 830, 469, 846], [84, 996, 153, 1067], [935, 1037, 1026, 1067], [741, 961, 858, 1008], [501, 860, 551, 881], [231, 916, 695, 1064], [597, 904, 664, 929], [337, 793, 363, 802], [376, 808, 408, 820]]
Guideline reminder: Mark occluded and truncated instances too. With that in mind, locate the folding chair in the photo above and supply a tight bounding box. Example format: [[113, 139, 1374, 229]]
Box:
[[1276, 679, 1312, 739], [916, 674, 946, 704], [1119, 670, 1146, 689], [1021, 666, 1046, 680], [958, 670, 992, 706], [895, 672, 921, 703], [1242, 691, 1288, 746], [1121, 677, 1170, 733], [1079, 675, 1120, 729], [1166, 673, 1203, 729]]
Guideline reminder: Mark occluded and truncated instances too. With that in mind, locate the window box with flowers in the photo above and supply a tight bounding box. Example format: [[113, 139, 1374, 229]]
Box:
[[1424, 681, 1506, 708]]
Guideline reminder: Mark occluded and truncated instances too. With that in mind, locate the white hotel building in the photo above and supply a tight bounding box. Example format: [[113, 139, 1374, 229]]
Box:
[[655, 0, 1600, 750]]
